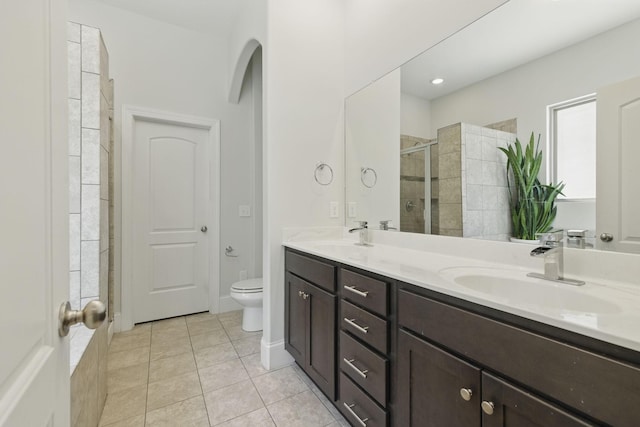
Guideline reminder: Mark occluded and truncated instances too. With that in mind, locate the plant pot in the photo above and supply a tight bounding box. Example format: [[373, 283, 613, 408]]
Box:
[[509, 237, 540, 245]]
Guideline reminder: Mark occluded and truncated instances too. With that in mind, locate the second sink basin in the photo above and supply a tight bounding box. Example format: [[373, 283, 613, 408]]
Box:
[[439, 267, 620, 315]]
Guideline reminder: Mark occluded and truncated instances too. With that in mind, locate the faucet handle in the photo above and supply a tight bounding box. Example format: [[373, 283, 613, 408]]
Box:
[[536, 229, 563, 244], [354, 220, 368, 228]]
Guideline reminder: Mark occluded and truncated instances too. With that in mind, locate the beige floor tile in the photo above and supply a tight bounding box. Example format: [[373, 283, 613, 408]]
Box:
[[253, 366, 309, 405], [151, 316, 186, 331], [267, 390, 335, 427], [146, 371, 202, 411], [190, 328, 230, 352], [99, 384, 147, 426], [145, 395, 209, 427], [187, 318, 224, 336], [114, 323, 152, 338], [194, 341, 238, 369], [100, 414, 145, 427], [110, 331, 152, 353], [214, 407, 275, 427], [148, 352, 196, 383], [203, 379, 265, 425], [217, 310, 242, 322], [185, 311, 218, 325], [290, 363, 315, 388], [151, 325, 189, 345], [223, 323, 261, 341], [310, 384, 347, 424], [149, 336, 192, 361], [241, 353, 269, 378], [198, 358, 248, 392], [231, 335, 261, 357], [108, 346, 150, 371], [107, 362, 149, 393]]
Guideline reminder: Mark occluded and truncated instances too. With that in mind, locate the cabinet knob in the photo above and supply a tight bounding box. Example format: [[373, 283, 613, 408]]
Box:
[[459, 388, 473, 401], [481, 400, 495, 415], [298, 290, 303, 297]]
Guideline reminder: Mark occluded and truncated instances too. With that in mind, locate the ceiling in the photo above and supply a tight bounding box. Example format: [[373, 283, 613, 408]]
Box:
[[92, 0, 241, 37], [401, 0, 640, 100]]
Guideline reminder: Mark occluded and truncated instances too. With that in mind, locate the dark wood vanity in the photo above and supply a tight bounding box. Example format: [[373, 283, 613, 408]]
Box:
[[284, 247, 640, 427]]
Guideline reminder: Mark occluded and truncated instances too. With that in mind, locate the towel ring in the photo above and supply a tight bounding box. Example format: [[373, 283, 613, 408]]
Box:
[[361, 167, 377, 188], [314, 162, 334, 186]]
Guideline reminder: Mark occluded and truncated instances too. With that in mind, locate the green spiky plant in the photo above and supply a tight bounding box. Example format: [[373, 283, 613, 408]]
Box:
[[498, 133, 565, 240]]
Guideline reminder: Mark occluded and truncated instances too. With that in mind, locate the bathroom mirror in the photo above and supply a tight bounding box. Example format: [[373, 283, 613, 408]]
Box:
[[345, 0, 640, 250]]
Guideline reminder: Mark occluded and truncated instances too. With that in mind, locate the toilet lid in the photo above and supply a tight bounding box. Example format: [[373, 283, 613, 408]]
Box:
[[231, 278, 263, 291]]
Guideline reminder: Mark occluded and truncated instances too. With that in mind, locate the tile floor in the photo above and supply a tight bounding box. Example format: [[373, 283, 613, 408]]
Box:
[[99, 310, 349, 427]]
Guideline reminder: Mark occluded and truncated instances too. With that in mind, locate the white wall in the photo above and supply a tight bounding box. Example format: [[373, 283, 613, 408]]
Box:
[[401, 92, 432, 138], [344, 0, 507, 95], [346, 70, 401, 227], [429, 18, 640, 233], [69, 0, 260, 320]]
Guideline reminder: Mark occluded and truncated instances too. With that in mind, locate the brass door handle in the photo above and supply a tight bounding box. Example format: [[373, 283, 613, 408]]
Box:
[[58, 300, 106, 337]]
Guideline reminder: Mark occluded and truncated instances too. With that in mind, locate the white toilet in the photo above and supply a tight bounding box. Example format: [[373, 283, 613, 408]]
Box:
[[230, 278, 263, 332]]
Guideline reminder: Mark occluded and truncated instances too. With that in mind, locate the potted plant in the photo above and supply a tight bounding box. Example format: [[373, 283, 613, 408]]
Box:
[[498, 132, 564, 242]]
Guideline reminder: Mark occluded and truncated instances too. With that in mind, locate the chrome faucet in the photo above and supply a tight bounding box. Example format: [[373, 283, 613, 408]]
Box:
[[527, 230, 585, 286], [379, 220, 397, 231], [349, 221, 371, 246]]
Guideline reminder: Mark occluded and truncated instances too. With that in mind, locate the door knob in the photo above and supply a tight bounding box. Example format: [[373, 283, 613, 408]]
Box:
[[58, 300, 106, 337], [459, 388, 473, 401], [201, 225, 208, 232], [599, 233, 613, 242], [481, 400, 495, 415]]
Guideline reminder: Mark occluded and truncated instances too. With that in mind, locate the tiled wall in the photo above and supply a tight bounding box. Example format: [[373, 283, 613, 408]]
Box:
[[436, 122, 514, 240], [460, 123, 513, 241], [68, 21, 112, 427]]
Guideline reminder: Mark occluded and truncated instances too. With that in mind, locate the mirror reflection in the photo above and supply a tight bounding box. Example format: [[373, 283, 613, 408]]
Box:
[[345, 0, 640, 251]]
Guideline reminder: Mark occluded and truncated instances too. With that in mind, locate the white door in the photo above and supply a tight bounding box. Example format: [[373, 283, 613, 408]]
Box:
[[0, 1, 69, 426], [596, 75, 640, 253], [132, 117, 212, 323]]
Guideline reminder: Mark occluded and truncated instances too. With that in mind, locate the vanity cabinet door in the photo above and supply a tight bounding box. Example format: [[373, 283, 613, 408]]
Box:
[[285, 272, 307, 365], [481, 373, 594, 427], [307, 283, 337, 400], [397, 329, 481, 427]]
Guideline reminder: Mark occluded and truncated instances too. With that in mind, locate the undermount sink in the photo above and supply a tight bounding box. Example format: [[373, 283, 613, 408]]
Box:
[[439, 267, 620, 315]]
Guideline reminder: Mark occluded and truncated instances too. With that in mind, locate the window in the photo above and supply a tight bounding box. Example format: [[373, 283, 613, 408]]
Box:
[[548, 94, 596, 200]]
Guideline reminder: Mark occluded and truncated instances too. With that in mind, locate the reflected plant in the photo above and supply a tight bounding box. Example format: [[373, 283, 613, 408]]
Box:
[[498, 132, 565, 240]]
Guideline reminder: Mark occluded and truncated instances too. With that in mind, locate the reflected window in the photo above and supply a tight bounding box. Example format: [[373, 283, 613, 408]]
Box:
[[548, 95, 596, 200]]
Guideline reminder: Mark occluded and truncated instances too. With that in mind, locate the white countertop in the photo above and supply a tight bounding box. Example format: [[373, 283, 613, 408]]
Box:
[[284, 238, 640, 353]]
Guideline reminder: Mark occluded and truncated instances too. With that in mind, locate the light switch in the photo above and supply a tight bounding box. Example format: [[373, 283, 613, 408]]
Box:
[[239, 205, 251, 217], [348, 202, 357, 218], [329, 201, 339, 218]]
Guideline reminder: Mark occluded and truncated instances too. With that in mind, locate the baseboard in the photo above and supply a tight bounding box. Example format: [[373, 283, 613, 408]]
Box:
[[218, 295, 243, 313], [261, 338, 294, 370]]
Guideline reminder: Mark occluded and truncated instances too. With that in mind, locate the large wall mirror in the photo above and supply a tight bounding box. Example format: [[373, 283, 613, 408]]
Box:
[[345, 0, 640, 253]]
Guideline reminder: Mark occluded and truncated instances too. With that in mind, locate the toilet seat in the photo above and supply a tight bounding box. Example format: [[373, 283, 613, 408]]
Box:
[[231, 278, 263, 293]]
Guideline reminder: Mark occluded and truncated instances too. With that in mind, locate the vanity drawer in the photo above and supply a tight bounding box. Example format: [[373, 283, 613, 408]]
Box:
[[341, 300, 388, 354], [339, 372, 388, 427], [340, 331, 388, 407], [398, 288, 640, 427], [285, 250, 336, 292], [340, 268, 389, 316]]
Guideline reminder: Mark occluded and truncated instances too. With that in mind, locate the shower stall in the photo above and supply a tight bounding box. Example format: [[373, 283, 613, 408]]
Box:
[[399, 135, 438, 234]]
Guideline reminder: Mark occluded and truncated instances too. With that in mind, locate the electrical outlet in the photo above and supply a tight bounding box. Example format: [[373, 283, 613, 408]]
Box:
[[239, 205, 251, 217], [329, 201, 339, 218], [239, 270, 248, 280], [348, 202, 357, 218]]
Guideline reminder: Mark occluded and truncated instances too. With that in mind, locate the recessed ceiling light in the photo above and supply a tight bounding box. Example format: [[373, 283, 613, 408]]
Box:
[[431, 78, 444, 85]]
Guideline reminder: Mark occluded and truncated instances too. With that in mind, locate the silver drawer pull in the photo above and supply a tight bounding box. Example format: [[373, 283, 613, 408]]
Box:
[[343, 402, 369, 427], [344, 285, 369, 298], [343, 358, 368, 379], [344, 317, 369, 334]]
